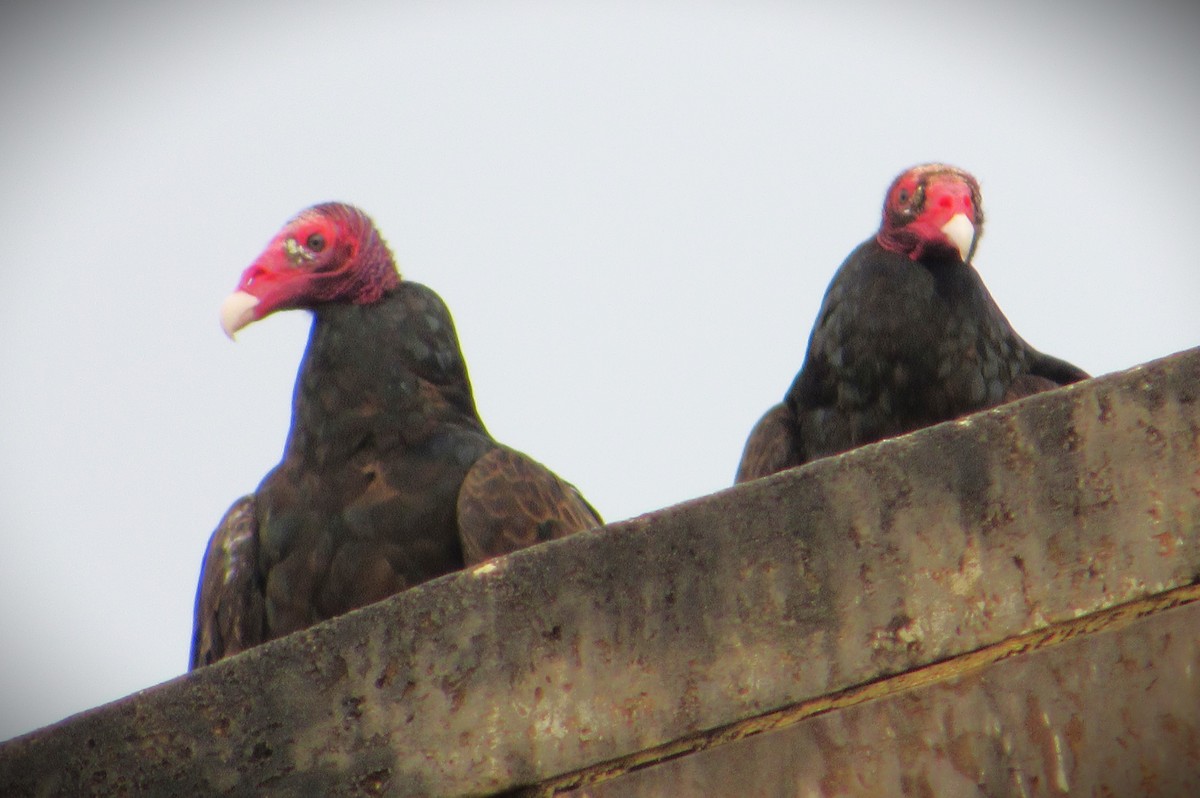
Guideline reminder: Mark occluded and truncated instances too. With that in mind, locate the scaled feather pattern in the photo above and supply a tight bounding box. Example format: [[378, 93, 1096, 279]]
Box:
[[192, 203, 601, 668], [735, 164, 1089, 483]]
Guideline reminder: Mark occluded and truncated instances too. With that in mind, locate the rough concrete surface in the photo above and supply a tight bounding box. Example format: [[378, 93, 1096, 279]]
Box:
[[564, 598, 1200, 798], [0, 347, 1197, 797]]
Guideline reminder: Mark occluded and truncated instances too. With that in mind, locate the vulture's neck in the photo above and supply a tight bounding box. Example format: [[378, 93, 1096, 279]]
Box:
[[283, 282, 486, 466]]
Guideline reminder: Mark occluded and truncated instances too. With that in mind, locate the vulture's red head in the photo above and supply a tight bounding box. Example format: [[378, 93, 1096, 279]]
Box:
[[220, 203, 401, 339], [876, 164, 984, 265]]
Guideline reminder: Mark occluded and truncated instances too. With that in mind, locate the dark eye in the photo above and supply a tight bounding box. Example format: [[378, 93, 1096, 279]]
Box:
[[897, 188, 910, 204], [306, 233, 326, 252]]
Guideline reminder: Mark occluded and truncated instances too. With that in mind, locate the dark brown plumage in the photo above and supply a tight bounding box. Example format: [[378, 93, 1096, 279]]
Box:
[[735, 164, 1089, 484], [191, 203, 601, 668]]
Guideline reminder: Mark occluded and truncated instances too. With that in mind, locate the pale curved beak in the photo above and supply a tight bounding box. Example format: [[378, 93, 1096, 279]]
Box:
[[219, 291, 260, 340], [941, 213, 976, 262]]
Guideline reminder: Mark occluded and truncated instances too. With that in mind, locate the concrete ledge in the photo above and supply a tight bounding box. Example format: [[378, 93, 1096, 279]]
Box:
[[1, 347, 1197, 797], [563, 591, 1200, 797]]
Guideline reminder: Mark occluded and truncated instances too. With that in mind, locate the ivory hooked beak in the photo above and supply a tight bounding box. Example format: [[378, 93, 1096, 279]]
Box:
[[219, 291, 260, 340], [940, 213, 976, 262]]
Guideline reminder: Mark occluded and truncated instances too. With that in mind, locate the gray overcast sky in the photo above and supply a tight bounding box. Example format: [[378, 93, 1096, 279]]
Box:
[[1, 0, 1197, 741]]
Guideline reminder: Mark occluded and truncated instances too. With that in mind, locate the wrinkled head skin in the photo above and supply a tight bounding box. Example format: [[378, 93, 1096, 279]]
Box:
[[220, 203, 401, 339], [876, 163, 984, 265]]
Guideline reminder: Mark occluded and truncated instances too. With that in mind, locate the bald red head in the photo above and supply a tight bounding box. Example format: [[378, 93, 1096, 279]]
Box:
[[876, 164, 984, 264], [220, 203, 401, 338]]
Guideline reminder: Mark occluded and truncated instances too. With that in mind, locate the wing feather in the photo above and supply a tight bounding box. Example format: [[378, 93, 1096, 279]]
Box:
[[735, 403, 803, 484], [1025, 349, 1090, 387], [456, 448, 601, 564], [1004, 349, 1090, 401], [189, 495, 265, 669]]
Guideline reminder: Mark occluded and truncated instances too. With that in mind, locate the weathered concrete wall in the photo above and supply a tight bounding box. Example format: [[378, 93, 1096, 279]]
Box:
[[1, 346, 1197, 797], [562, 594, 1200, 797]]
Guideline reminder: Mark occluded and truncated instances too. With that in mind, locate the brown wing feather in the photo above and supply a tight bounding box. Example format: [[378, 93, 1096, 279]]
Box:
[[1003, 353, 1089, 402], [190, 495, 265, 669], [1002, 373, 1063, 401], [456, 447, 602, 564], [735, 403, 803, 484]]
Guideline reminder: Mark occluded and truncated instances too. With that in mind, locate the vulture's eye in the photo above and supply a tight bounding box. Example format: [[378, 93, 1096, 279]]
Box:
[[306, 233, 326, 252]]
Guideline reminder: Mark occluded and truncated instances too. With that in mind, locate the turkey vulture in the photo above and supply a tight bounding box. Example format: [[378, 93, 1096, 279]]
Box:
[[191, 203, 601, 668], [735, 164, 1088, 483]]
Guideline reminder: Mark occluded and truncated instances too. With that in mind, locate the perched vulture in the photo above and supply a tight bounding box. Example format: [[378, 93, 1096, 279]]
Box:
[[191, 203, 601, 668], [735, 164, 1088, 483]]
